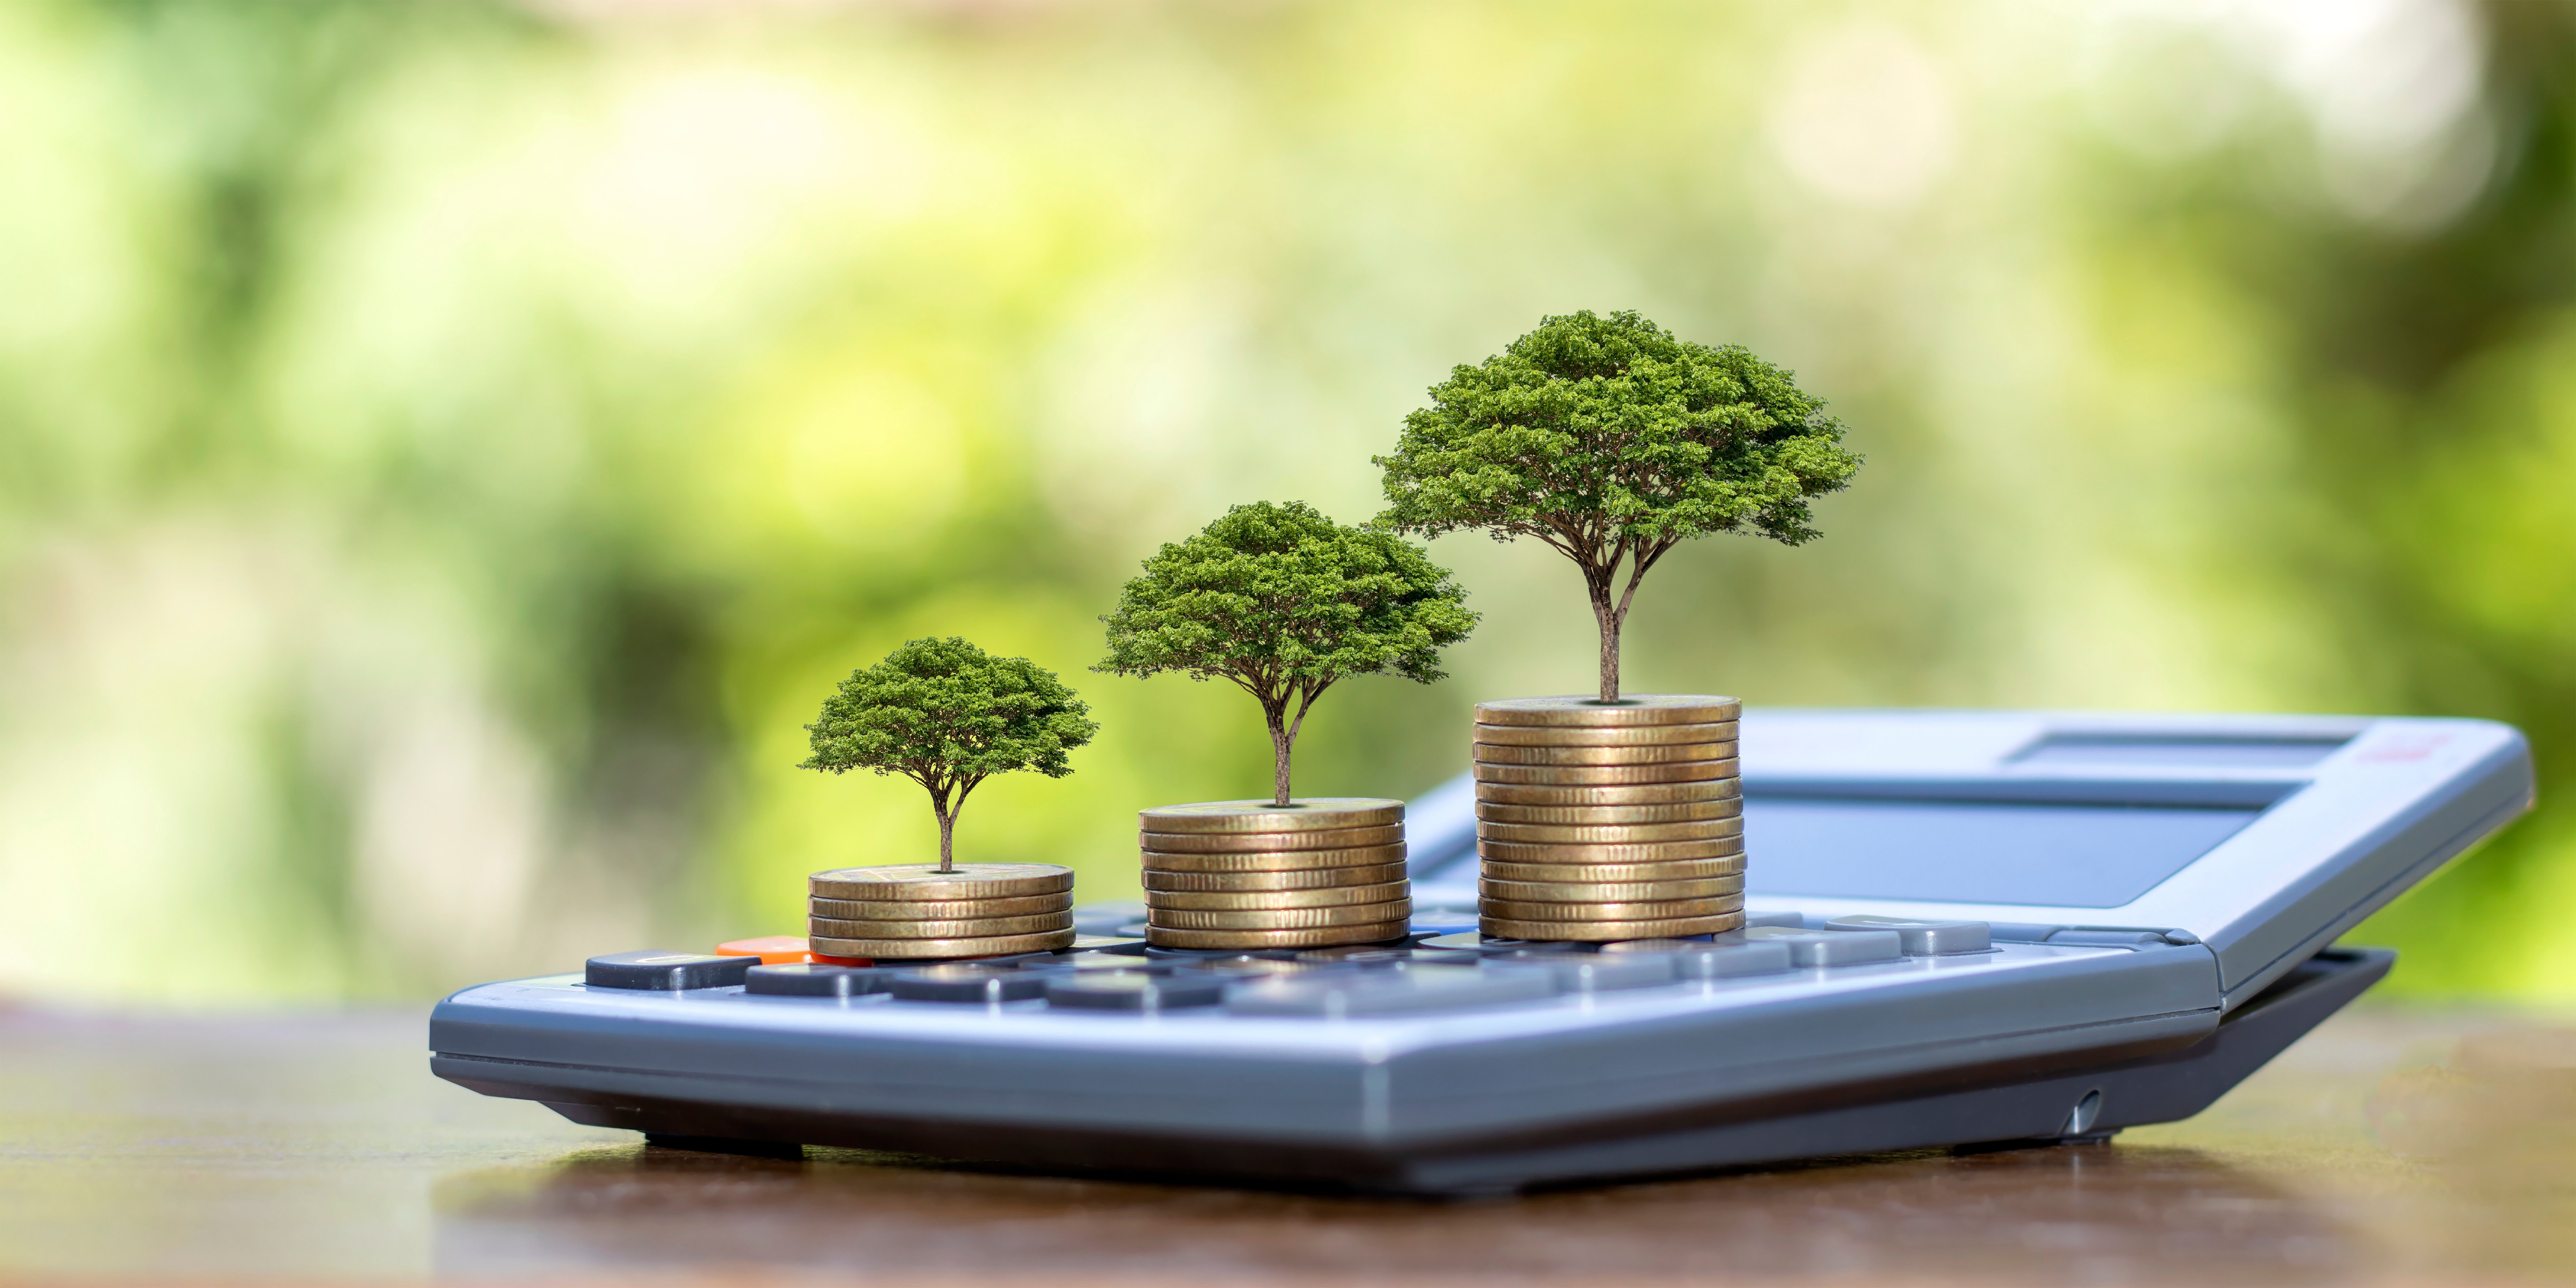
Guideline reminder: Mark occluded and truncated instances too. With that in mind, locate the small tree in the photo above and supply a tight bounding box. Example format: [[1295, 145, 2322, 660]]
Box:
[[801, 636, 1099, 873], [1376, 310, 1861, 701], [1098, 500, 1477, 807]]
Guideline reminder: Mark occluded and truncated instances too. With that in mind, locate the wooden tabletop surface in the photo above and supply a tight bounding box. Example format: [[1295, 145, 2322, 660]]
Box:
[[3, 1001, 2573, 1285]]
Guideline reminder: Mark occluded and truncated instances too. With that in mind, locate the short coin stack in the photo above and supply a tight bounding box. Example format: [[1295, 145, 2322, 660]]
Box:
[[1140, 799, 1411, 950], [807, 863, 1078, 960], [1473, 695, 1745, 942]]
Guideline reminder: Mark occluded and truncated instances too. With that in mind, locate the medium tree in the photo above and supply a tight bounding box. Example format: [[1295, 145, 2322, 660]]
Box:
[[801, 636, 1098, 873], [1376, 310, 1861, 701], [1098, 501, 1477, 807]]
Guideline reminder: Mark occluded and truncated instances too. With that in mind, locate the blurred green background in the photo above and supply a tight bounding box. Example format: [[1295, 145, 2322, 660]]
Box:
[[1, 0, 2566, 1004]]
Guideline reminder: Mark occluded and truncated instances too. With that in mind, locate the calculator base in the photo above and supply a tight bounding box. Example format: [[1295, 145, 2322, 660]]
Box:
[[446, 948, 2388, 1197]]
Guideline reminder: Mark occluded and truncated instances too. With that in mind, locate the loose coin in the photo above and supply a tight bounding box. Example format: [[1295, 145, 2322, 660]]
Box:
[[1475, 799, 1741, 826], [1479, 856, 1747, 883], [1139, 824, 1403, 854], [1138, 798, 1403, 835], [1474, 741, 1737, 767], [1474, 694, 1742, 727], [1472, 759, 1740, 786], [810, 928, 1080, 959], [809, 863, 1074, 901], [1477, 876, 1745, 903], [1147, 900, 1412, 931], [1479, 895, 1745, 921], [1144, 922, 1411, 950], [1478, 838, 1745, 864], [1146, 881, 1412, 911], [1141, 843, 1407, 873], [810, 893, 1073, 920], [1471, 720, 1739, 747], [1478, 818, 1746, 845], [1473, 780, 1742, 807], [1142, 862, 1409, 892], [1479, 913, 1745, 942], [808, 913, 1075, 939]]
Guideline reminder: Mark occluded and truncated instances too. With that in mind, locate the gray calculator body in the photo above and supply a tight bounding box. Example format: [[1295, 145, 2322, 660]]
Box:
[[431, 710, 2531, 1194]]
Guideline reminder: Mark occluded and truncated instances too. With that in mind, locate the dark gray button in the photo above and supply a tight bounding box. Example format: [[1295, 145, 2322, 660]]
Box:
[[1046, 970, 1227, 1011], [888, 963, 1049, 1003], [1227, 964, 1556, 1016], [585, 951, 756, 991], [745, 963, 891, 998], [1824, 915, 1992, 955], [1021, 952, 1173, 974], [1743, 927, 1903, 967], [1296, 945, 1417, 967], [1071, 903, 1147, 936]]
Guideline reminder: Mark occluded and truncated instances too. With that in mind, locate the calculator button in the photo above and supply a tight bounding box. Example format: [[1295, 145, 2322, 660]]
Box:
[[1743, 911, 1808, 929], [1020, 952, 1175, 974], [1071, 903, 1148, 936], [1603, 939, 1796, 979], [1522, 952, 1675, 991], [1823, 915, 1992, 956], [1742, 927, 1903, 967], [745, 963, 890, 998], [1046, 971, 1227, 1011], [585, 951, 757, 990], [1226, 963, 1556, 1016], [887, 964, 1049, 1003], [715, 935, 812, 964]]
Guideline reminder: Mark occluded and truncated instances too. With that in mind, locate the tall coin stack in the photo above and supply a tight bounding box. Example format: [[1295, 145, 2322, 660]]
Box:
[[807, 863, 1078, 960], [1139, 799, 1412, 950], [1473, 695, 1745, 942]]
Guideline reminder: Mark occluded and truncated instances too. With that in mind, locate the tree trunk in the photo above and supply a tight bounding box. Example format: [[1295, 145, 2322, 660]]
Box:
[[1267, 706, 1294, 807], [1591, 584, 1622, 702], [935, 805, 956, 873]]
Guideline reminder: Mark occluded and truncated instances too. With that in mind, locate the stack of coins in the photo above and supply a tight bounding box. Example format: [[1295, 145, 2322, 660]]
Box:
[[807, 864, 1078, 961], [1473, 695, 1745, 942], [1139, 799, 1411, 950]]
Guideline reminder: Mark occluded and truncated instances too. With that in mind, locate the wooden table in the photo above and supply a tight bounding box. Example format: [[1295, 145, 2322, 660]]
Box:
[[3, 1003, 2572, 1284]]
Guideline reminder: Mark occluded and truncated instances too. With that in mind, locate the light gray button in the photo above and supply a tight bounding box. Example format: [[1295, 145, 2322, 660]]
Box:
[[1743, 911, 1807, 929], [1743, 926, 1902, 967], [1824, 915, 1992, 956], [1592, 939, 1795, 979], [1532, 953, 1675, 991], [1226, 964, 1557, 1017]]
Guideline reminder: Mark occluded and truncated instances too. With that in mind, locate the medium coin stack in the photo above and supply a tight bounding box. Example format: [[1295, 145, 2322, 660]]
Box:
[[1140, 799, 1412, 950], [807, 863, 1078, 961], [1473, 695, 1745, 942]]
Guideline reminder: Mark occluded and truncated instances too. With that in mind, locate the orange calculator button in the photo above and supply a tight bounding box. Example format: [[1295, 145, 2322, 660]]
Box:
[[810, 952, 874, 967], [715, 935, 811, 965]]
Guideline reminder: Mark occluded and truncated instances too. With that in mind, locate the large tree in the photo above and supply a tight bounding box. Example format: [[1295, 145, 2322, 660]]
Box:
[[1376, 310, 1861, 701], [1098, 500, 1476, 806], [801, 637, 1098, 873]]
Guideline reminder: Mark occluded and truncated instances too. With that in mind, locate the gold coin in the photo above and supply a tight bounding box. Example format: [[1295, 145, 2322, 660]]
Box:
[[1144, 922, 1410, 951], [1142, 862, 1409, 892], [1142, 843, 1407, 872], [1474, 741, 1736, 767], [1483, 912, 1747, 942], [1475, 799, 1741, 826], [1472, 759, 1740, 786], [1146, 881, 1412, 911], [1474, 694, 1742, 727], [1137, 798, 1403, 834], [1477, 876, 1745, 903], [808, 863, 1074, 901], [1472, 720, 1739, 747], [809, 893, 1073, 920], [1147, 900, 1411, 931], [810, 928, 1080, 959], [1140, 824, 1403, 854], [1473, 781, 1742, 807], [1480, 894, 1743, 921], [1479, 856, 1747, 882], [1478, 838, 1745, 863], [1478, 818, 1745, 845], [809, 912, 1074, 939]]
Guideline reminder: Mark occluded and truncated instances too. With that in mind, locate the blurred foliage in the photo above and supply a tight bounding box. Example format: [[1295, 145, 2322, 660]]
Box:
[[0, 0, 2567, 1002]]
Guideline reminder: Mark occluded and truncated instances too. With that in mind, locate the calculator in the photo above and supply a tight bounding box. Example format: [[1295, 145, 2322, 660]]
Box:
[[430, 709, 2531, 1195]]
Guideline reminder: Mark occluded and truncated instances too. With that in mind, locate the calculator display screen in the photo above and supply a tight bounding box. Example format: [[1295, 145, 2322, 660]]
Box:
[[1742, 797, 2264, 908]]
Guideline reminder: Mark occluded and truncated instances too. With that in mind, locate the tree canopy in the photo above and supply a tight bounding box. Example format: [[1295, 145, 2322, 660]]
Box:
[[1376, 310, 1860, 699], [1097, 500, 1476, 805], [801, 636, 1098, 872]]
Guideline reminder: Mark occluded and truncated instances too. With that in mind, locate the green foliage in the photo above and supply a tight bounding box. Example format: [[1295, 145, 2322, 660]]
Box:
[[1377, 310, 1861, 698], [802, 637, 1097, 870], [1097, 501, 1476, 804]]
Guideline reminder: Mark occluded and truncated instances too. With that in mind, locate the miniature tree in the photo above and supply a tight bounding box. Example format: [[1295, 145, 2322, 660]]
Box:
[[1098, 500, 1477, 807], [1376, 310, 1861, 701], [801, 636, 1099, 873]]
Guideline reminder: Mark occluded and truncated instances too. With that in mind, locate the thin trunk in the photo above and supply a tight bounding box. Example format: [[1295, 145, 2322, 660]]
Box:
[[1266, 700, 1294, 807], [1588, 574, 1621, 702], [935, 804, 956, 873]]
